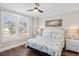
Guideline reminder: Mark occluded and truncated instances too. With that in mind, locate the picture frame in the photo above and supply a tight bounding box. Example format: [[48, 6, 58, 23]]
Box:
[[45, 19, 62, 27]]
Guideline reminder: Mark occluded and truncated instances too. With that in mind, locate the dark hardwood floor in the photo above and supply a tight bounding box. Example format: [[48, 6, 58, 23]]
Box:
[[0, 45, 79, 56], [62, 50, 79, 56]]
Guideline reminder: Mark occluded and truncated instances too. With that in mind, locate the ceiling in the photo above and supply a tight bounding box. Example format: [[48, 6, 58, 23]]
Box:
[[0, 3, 79, 18]]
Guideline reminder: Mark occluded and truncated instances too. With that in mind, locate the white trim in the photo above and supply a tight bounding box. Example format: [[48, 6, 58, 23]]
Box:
[[41, 8, 79, 18], [0, 7, 33, 18]]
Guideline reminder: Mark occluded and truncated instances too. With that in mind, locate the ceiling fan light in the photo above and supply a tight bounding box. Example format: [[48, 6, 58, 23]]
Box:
[[34, 9, 38, 12]]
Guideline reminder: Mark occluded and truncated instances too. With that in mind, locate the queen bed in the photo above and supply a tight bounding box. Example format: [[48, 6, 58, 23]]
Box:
[[25, 28, 66, 56]]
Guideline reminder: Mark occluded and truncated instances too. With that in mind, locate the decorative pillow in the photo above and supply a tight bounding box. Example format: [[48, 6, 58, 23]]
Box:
[[42, 31, 52, 37], [42, 28, 53, 37], [42, 27, 66, 39], [52, 32, 56, 39], [51, 28, 66, 39], [52, 32, 63, 39]]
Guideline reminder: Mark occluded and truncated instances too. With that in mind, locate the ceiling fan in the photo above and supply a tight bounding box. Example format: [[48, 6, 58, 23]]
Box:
[[27, 3, 44, 13]]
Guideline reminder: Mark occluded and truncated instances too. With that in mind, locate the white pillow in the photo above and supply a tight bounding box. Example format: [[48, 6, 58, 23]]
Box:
[[52, 32, 62, 39]]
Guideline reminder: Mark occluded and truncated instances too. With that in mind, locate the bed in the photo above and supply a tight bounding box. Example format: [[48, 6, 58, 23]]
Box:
[[25, 27, 66, 56]]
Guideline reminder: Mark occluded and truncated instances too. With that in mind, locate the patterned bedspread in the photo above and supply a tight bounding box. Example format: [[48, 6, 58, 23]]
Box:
[[25, 36, 65, 56]]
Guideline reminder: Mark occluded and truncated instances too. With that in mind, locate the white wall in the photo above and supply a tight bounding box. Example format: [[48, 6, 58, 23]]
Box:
[[39, 10, 79, 30], [33, 17, 39, 36], [26, 16, 39, 38]]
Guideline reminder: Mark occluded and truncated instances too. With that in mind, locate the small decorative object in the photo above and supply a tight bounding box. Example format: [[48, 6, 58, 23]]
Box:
[[45, 19, 62, 27], [36, 28, 43, 35]]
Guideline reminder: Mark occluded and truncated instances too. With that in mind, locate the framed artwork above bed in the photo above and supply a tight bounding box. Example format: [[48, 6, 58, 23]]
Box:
[[45, 19, 62, 27]]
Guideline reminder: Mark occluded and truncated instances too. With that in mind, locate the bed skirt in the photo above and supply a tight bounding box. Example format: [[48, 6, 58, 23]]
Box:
[[27, 46, 51, 56]]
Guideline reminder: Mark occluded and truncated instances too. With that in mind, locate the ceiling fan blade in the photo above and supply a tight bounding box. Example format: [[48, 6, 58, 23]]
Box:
[[27, 3, 44, 13], [27, 9, 34, 11], [38, 10, 44, 13]]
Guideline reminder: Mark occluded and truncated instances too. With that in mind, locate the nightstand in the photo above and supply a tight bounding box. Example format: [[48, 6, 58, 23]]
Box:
[[66, 39, 79, 53]]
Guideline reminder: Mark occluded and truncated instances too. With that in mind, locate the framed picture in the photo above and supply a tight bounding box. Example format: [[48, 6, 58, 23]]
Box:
[[45, 19, 62, 27]]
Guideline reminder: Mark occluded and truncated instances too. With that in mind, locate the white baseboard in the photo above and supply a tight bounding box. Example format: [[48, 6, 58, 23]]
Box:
[[0, 39, 26, 52]]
